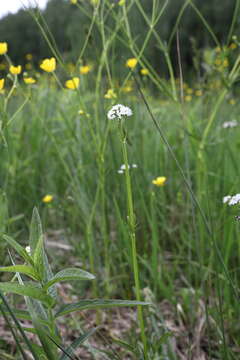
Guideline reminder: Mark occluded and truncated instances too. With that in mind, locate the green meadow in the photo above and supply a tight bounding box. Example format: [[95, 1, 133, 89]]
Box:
[[0, 0, 240, 359]]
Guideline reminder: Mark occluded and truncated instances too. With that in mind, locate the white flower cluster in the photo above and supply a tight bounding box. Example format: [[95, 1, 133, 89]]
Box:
[[118, 163, 138, 174], [223, 194, 240, 205], [107, 104, 133, 120], [222, 120, 238, 128]]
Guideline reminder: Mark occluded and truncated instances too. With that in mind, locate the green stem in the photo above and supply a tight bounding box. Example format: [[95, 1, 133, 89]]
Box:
[[119, 121, 148, 360]]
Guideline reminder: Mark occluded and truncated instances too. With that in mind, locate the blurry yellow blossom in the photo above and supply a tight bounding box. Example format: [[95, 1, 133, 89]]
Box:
[[42, 194, 53, 203], [186, 88, 193, 94], [70, 0, 77, 3], [0, 42, 7, 55], [0, 78, 4, 90], [140, 68, 149, 76], [65, 77, 80, 89], [78, 109, 84, 115], [40, 57, 56, 72], [79, 65, 91, 74], [0, 63, 6, 70], [184, 95, 192, 102], [229, 43, 237, 50], [25, 63, 32, 70], [10, 65, 22, 75], [152, 176, 167, 187], [214, 58, 222, 66], [25, 53, 33, 60], [223, 59, 229, 68], [229, 98, 236, 105], [104, 88, 117, 99], [118, 0, 126, 6], [126, 58, 138, 69], [215, 46, 221, 53], [122, 85, 133, 93], [195, 89, 203, 97], [24, 77, 36, 84]]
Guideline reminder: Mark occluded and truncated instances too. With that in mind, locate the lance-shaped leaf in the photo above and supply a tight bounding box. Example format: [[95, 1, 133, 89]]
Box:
[[0, 282, 55, 307], [3, 235, 33, 265], [43, 268, 95, 291], [29, 207, 43, 254], [55, 299, 150, 318], [33, 234, 44, 281], [0, 265, 39, 280]]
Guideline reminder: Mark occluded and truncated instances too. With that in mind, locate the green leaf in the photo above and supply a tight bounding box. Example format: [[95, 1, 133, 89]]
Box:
[[59, 327, 99, 360], [0, 307, 49, 326], [43, 268, 95, 291], [29, 207, 43, 254], [0, 265, 39, 280], [55, 299, 150, 318], [33, 235, 44, 280], [0, 282, 54, 307], [2, 235, 33, 265]]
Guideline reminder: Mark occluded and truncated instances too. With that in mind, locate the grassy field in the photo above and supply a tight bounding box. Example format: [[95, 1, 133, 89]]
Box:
[[0, 0, 240, 359]]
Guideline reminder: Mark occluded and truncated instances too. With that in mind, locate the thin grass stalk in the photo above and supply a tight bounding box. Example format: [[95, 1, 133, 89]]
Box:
[[118, 121, 148, 359]]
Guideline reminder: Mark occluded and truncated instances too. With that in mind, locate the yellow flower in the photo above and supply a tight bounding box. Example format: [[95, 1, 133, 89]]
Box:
[[229, 98, 236, 105], [152, 176, 167, 187], [71, 0, 77, 3], [0, 42, 7, 55], [65, 77, 80, 89], [223, 59, 229, 68], [118, 0, 126, 5], [184, 95, 192, 102], [10, 65, 22, 75], [25, 53, 33, 60], [40, 57, 56, 72], [215, 46, 221, 53], [0, 78, 4, 90], [186, 88, 193, 94], [42, 194, 53, 203], [229, 43, 237, 50], [104, 88, 117, 99], [79, 65, 91, 74], [78, 109, 85, 115], [126, 57, 138, 69], [122, 85, 133, 93], [195, 89, 203, 97], [140, 68, 149, 76], [24, 77, 36, 84], [214, 58, 222, 66]]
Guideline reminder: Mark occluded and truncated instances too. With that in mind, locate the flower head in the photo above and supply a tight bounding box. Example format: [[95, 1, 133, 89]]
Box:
[[107, 104, 132, 120], [152, 176, 167, 187], [125, 58, 138, 69], [40, 57, 56, 72], [24, 77, 36, 84], [79, 65, 91, 74], [65, 77, 80, 89], [104, 88, 117, 99], [10, 65, 22, 75], [0, 42, 7, 55], [223, 194, 240, 206], [222, 120, 238, 129], [25, 246, 31, 255], [0, 78, 4, 90], [42, 194, 53, 203], [25, 53, 33, 60], [71, 0, 77, 3], [140, 68, 149, 76]]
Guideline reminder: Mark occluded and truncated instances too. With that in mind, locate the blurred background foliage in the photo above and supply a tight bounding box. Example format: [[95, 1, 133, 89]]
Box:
[[0, 0, 238, 75]]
